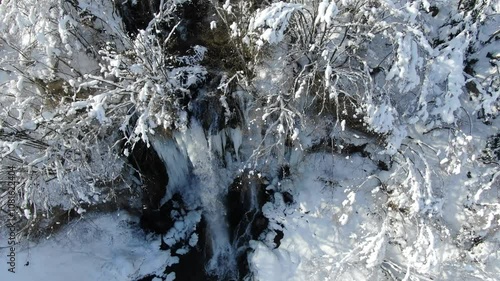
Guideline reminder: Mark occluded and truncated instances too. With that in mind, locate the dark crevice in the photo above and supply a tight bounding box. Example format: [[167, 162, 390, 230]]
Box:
[[226, 170, 271, 280], [128, 140, 168, 211], [116, 0, 161, 35]]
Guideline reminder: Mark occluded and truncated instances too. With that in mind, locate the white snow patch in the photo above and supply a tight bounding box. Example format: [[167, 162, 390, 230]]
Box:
[[0, 212, 178, 280]]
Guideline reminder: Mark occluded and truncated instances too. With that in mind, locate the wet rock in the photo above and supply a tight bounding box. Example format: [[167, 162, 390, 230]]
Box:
[[377, 160, 390, 171], [116, 0, 161, 35], [282, 191, 294, 205], [165, 217, 217, 281], [236, 250, 250, 281], [429, 6, 439, 17], [342, 143, 369, 157], [125, 136, 170, 247], [227, 170, 269, 242], [191, 92, 242, 135], [482, 133, 500, 162], [140, 207, 170, 235], [226, 170, 271, 280], [173, 0, 210, 47], [140, 193, 184, 250], [139, 194, 213, 280], [273, 229, 284, 249], [251, 212, 269, 240], [278, 165, 291, 180], [128, 140, 168, 210], [136, 275, 158, 281]]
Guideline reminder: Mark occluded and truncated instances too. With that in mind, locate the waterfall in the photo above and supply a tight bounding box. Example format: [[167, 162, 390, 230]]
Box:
[[228, 170, 266, 266], [152, 120, 239, 280]]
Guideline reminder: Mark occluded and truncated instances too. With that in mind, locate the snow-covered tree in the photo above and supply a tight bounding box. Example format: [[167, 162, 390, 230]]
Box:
[[0, 0, 207, 237], [0, 0, 498, 280]]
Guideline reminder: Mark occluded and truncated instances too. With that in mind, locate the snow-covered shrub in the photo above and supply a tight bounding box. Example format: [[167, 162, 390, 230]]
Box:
[[94, 29, 208, 149], [209, 0, 396, 162], [211, 0, 499, 159], [209, 1, 500, 280], [0, 0, 131, 236], [0, 0, 208, 237]]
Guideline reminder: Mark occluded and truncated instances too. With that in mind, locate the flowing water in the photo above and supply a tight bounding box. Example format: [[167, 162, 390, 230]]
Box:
[[152, 120, 249, 280]]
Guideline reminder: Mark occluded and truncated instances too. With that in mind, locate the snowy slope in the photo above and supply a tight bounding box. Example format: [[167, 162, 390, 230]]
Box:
[[0, 212, 177, 281], [251, 153, 500, 280]]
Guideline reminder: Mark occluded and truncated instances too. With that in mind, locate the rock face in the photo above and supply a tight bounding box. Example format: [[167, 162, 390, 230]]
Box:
[[128, 140, 168, 210], [116, 0, 211, 48], [140, 194, 184, 247], [227, 170, 269, 242], [137, 194, 213, 281], [166, 217, 216, 281], [191, 93, 242, 135], [127, 139, 171, 251], [116, 0, 161, 35], [226, 170, 270, 279]]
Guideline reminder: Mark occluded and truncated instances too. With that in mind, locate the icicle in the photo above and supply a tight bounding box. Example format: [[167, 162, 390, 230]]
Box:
[[230, 127, 242, 161]]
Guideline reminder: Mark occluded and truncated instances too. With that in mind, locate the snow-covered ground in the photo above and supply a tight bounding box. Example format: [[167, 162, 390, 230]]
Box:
[[251, 152, 380, 280], [0, 212, 178, 280], [250, 149, 500, 280]]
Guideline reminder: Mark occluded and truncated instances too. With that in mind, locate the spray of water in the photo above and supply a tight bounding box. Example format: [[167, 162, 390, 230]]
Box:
[[153, 120, 239, 279]]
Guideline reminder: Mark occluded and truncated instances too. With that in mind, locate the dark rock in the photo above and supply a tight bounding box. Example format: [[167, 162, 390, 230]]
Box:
[[128, 140, 168, 211], [278, 165, 291, 180], [140, 208, 171, 235], [429, 6, 439, 17], [483, 133, 500, 161], [174, 0, 210, 46], [377, 160, 390, 171], [342, 143, 369, 157], [140, 193, 184, 250], [191, 93, 243, 135], [236, 249, 251, 281], [227, 170, 269, 241], [164, 217, 217, 281], [139, 197, 214, 280], [251, 212, 269, 239], [136, 274, 159, 281], [226, 170, 271, 280], [116, 0, 161, 35], [274, 229, 284, 249], [282, 191, 294, 205]]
